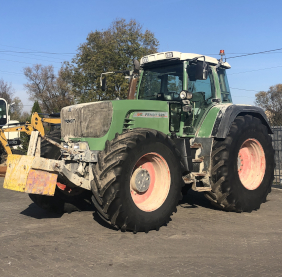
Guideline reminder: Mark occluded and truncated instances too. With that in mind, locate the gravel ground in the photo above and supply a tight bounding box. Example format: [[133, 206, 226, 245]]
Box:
[[1, 178, 282, 277]]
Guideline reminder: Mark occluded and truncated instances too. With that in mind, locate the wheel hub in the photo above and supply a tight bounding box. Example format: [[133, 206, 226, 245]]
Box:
[[131, 168, 151, 193], [130, 152, 171, 212], [237, 138, 266, 190], [237, 155, 242, 171]]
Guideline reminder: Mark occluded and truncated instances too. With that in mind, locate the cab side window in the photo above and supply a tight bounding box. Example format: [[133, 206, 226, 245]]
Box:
[[217, 68, 232, 103], [187, 64, 215, 105], [139, 71, 161, 99]]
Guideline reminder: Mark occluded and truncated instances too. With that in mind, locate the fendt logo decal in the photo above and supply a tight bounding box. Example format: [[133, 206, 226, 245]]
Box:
[[65, 119, 75, 123], [133, 112, 168, 118]]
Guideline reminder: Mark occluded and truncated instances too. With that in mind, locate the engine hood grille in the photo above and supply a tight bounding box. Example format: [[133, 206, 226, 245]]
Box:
[[61, 101, 113, 140]]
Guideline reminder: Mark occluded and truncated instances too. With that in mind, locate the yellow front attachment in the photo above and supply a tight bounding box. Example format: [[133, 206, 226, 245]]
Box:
[[4, 155, 35, 192], [4, 154, 58, 196], [25, 169, 57, 196]]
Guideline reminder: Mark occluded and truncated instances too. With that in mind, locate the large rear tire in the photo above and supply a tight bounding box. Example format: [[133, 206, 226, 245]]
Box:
[[29, 129, 92, 213], [91, 129, 183, 233], [205, 115, 274, 212]]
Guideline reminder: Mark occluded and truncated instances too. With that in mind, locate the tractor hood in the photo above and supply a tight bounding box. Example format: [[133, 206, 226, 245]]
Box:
[[61, 101, 113, 141]]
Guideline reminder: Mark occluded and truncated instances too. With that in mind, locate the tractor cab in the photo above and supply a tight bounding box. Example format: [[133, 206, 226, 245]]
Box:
[[137, 51, 232, 135], [138, 51, 232, 103]]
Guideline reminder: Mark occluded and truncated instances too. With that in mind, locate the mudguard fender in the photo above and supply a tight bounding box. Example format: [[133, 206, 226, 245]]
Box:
[[212, 105, 272, 138]]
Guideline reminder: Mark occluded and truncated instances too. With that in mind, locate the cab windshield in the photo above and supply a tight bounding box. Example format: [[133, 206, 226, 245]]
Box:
[[138, 63, 183, 101]]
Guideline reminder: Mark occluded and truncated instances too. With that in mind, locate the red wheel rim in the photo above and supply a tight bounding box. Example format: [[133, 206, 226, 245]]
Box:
[[130, 152, 171, 212], [237, 138, 266, 190]]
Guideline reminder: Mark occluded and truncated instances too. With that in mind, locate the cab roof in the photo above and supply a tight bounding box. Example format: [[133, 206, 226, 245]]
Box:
[[140, 51, 231, 69]]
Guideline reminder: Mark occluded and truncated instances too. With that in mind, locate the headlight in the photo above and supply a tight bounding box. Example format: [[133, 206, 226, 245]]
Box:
[[186, 92, 193, 99], [180, 91, 187, 99]]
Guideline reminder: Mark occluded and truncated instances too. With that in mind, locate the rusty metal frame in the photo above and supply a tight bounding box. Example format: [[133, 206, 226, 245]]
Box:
[[30, 156, 90, 190], [4, 155, 91, 192]]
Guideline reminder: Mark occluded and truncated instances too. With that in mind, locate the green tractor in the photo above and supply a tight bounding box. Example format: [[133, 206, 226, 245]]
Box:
[[4, 50, 274, 233]]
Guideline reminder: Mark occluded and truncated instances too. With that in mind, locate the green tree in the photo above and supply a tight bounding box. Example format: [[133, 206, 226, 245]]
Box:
[[65, 18, 159, 103], [31, 100, 42, 114], [255, 84, 282, 126]]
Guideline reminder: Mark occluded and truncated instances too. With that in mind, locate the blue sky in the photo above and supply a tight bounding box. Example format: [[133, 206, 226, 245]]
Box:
[[0, 0, 281, 112]]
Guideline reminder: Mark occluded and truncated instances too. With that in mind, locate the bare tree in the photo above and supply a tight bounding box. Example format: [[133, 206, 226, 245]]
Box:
[[255, 84, 282, 126], [24, 64, 73, 113], [0, 79, 14, 103], [10, 97, 24, 121], [56, 66, 73, 109]]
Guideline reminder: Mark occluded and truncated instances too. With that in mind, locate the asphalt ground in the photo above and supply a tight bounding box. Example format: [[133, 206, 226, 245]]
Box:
[[1, 177, 282, 277]]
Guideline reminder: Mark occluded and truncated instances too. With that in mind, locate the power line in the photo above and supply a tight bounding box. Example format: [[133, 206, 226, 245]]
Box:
[[227, 48, 282, 59], [206, 52, 282, 56], [0, 70, 23, 75], [0, 50, 75, 55], [0, 53, 66, 63], [232, 95, 256, 99], [230, 87, 260, 93], [0, 44, 54, 52], [0, 51, 70, 62], [0, 44, 77, 55], [229, 65, 282, 75], [0, 58, 61, 68]]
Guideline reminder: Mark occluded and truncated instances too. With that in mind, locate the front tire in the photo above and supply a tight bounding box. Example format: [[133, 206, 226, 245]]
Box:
[[91, 129, 183, 233], [205, 115, 274, 212]]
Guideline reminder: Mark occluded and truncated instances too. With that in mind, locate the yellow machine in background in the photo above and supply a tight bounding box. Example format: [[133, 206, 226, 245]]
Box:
[[1, 113, 61, 195]]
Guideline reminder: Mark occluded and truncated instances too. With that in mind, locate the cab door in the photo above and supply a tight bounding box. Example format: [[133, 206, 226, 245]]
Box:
[[184, 65, 216, 135]]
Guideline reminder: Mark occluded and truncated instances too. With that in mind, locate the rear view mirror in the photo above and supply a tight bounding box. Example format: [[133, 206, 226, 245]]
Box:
[[133, 59, 140, 74], [102, 76, 107, 91], [195, 61, 208, 80]]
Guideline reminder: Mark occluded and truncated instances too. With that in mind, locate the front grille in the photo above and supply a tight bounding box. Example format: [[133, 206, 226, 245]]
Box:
[[61, 101, 113, 140]]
